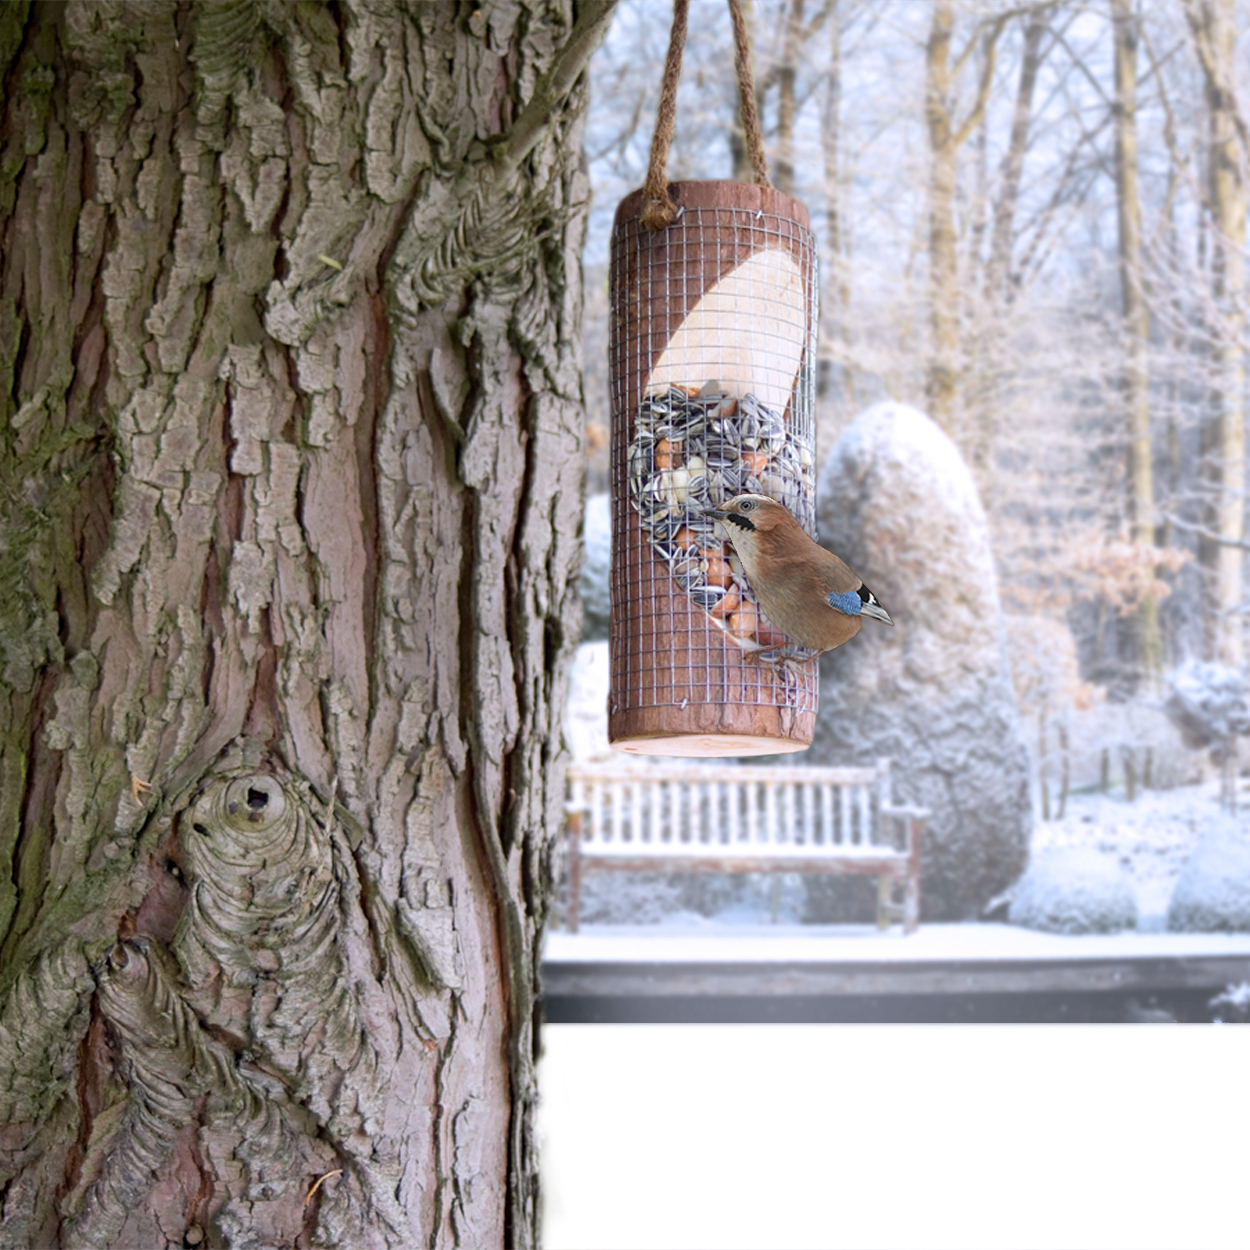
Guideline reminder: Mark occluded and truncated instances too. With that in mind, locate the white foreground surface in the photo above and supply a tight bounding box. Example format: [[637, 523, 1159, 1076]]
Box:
[[545, 921, 1250, 963], [539, 1024, 1246, 1250]]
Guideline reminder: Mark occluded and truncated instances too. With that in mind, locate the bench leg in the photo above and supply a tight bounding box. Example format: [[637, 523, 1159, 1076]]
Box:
[[903, 871, 919, 934], [567, 814, 582, 934], [876, 874, 892, 931], [904, 816, 922, 934]]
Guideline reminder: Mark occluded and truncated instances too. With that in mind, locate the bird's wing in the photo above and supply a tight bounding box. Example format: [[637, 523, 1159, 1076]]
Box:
[[826, 588, 864, 615], [813, 551, 864, 598], [747, 526, 869, 644], [753, 528, 864, 599]]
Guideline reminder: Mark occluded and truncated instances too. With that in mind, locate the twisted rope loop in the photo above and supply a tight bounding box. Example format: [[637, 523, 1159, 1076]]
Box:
[[641, 0, 772, 232]]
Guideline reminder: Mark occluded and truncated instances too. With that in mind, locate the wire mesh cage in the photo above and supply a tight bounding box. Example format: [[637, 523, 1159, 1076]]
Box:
[[608, 181, 819, 756]]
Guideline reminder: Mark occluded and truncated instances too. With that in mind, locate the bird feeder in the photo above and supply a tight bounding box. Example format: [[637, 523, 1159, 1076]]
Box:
[[608, 180, 819, 756]]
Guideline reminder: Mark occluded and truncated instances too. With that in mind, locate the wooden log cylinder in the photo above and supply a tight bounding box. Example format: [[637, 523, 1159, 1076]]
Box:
[[608, 181, 819, 757]]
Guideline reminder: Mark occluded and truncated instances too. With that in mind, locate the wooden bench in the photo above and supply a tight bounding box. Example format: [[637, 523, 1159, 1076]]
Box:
[[563, 759, 927, 933]]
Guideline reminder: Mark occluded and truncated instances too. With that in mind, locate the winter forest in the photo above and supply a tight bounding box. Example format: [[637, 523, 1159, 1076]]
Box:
[[558, 0, 1250, 947], [0, 3, 1242, 1244], [584, 0, 1246, 694]]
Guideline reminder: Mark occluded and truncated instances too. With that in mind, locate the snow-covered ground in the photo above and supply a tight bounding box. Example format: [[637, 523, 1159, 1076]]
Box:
[[547, 794, 1250, 952], [545, 920, 1250, 963], [547, 782, 1250, 952], [1030, 780, 1246, 931], [552, 774, 1249, 941], [563, 639, 1250, 936], [546, 666, 1249, 1248]]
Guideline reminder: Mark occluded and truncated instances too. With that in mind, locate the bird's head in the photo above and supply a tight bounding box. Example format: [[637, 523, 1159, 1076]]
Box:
[[702, 494, 795, 546]]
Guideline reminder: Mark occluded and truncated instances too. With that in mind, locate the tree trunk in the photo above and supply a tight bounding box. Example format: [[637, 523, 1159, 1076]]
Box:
[[773, 0, 804, 199], [923, 1, 1006, 437], [968, 12, 1046, 480], [924, 1, 960, 433], [1187, 0, 1247, 666], [1113, 0, 1162, 681], [0, 2, 613, 1246], [984, 15, 1045, 302], [819, 2, 854, 406]]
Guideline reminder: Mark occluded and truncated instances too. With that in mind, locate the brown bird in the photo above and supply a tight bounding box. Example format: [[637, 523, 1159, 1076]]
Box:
[[702, 493, 893, 660]]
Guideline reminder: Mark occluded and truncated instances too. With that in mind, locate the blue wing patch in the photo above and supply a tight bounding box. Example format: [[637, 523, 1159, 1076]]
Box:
[[827, 590, 862, 617]]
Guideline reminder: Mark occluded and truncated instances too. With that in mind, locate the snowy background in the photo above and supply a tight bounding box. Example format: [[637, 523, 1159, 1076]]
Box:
[[563, 631, 1250, 940]]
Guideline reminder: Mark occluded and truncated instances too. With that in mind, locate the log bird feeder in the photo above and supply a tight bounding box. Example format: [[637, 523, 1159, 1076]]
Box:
[[607, 181, 819, 757], [604, 0, 819, 756]]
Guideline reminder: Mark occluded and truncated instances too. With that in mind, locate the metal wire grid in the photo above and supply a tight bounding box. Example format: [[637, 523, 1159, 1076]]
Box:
[[608, 201, 819, 722]]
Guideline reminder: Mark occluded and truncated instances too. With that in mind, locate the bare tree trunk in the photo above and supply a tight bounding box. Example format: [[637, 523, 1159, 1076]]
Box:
[[969, 11, 1047, 479], [1113, 0, 1162, 681], [0, 2, 614, 1246], [1187, 0, 1247, 666], [985, 15, 1046, 301], [923, 1, 1007, 435], [773, 0, 804, 198], [924, 1, 961, 433], [820, 2, 855, 406]]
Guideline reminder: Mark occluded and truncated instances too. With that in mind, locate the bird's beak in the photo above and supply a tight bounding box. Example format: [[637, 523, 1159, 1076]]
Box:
[[860, 601, 893, 626], [702, 506, 730, 521]]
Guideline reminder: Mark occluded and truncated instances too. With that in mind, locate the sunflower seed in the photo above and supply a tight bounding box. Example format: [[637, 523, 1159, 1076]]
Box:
[[627, 383, 815, 651]]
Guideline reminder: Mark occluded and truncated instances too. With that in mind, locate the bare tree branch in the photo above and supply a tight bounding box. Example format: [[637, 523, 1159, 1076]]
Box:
[[1163, 514, 1250, 552], [497, 0, 622, 175]]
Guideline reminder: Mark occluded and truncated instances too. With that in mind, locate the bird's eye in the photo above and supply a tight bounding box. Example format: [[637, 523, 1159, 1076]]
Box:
[[740, 499, 754, 512]]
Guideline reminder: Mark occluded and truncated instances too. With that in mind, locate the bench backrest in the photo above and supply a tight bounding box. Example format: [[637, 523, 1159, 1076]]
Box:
[[565, 760, 894, 857]]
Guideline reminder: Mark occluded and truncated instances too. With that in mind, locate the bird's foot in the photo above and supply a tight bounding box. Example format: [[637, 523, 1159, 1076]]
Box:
[[756, 644, 822, 664]]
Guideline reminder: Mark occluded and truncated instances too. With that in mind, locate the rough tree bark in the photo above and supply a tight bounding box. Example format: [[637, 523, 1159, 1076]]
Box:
[[1112, 0, 1161, 680], [0, 1, 614, 1246]]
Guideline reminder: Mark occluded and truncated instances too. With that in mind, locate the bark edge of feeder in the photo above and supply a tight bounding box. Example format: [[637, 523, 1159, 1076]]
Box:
[[610, 701, 817, 758], [613, 180, 812, 234]]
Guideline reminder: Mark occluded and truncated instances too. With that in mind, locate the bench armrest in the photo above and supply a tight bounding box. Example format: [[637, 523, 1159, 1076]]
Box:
[[880, 803, 929, 822], [880, 803, 926, 862]]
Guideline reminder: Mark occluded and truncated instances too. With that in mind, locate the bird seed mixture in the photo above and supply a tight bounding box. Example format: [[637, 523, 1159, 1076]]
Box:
[[627, 381, 814, 651]]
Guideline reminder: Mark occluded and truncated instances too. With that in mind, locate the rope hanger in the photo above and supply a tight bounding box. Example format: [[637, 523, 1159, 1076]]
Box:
[[641, 0, 772, 232]]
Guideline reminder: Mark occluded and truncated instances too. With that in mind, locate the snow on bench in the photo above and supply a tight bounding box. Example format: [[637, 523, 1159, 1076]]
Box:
[[563, 759, 927, 933]]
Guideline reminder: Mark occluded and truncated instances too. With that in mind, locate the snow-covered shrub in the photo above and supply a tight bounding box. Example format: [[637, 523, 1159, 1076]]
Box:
[[572, 871, 689, 925], [1166, 819, 1250, 933], [812, 404, 1031, 921], [1007, 848, 1138, 934], [1209, 982, 1250, 1022], [1164, 661, 1250, 750], [570, 870, 798, 926]]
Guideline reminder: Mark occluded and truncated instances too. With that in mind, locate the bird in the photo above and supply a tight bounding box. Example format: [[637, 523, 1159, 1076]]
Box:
[[702, 493, 892, 661]]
